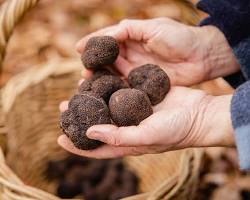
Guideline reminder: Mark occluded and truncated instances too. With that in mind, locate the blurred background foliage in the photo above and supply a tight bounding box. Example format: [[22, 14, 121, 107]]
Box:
[[0, 0, 203, 86]]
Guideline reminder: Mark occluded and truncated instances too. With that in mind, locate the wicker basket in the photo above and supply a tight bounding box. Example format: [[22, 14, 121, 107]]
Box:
[[0, 0, 203, 199]]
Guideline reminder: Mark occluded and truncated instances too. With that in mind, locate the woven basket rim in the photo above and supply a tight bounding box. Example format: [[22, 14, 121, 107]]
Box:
[[1, 58, 81, 113]]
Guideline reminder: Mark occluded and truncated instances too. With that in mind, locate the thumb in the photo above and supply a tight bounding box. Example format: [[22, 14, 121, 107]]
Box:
[[76, 18, 155, 53], [112, 19, 154, 42], [86, 124, 151, 147], [76, 25, 118, 53]]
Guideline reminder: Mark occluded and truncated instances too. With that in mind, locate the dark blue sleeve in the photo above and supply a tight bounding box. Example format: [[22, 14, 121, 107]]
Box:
[[197, 0, 250, 171], [197, 0, 250, 46], [231, 80, 250, 171], [231, 37, 250, 170]]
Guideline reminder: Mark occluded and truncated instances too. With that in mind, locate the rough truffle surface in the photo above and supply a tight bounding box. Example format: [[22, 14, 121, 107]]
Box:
[[78, 69, 112, 94], [109, 89, 153, 126], [90, 69, 112, 82], [91, 75, 128, 103], [128, 64, 170, 105], [81, 36, 119, 70], [60, 92, 111, 150], [78, 70, 127, 103], [78, 80, 92, 93]]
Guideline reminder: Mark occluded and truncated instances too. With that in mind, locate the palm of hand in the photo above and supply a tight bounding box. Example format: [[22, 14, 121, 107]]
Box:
[[137, 87, 206, 151], [58, 87, 207, 159]]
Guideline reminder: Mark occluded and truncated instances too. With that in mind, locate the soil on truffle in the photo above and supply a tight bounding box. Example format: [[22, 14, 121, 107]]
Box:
[[60, 92, 111, 150], [128, 64, 170, 105], [109, 88, 153, 126], [81, 36, 119, 70]]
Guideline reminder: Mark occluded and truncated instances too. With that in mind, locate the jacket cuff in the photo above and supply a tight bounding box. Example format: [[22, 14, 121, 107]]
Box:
[[231, 81, 250, 171], [197, 0, 250, 46], [232, 37, 250, 80], [223, 37, 250, 88]]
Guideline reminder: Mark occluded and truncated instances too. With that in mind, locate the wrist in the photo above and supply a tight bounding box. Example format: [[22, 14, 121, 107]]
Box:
[[195, 25, 240, 80], [192, 94, 235, 148]]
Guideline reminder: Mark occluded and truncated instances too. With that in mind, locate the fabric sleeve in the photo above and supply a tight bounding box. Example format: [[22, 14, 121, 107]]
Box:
[[197, 0, 250, 170], [231, 80, 250, 170], [197, 0, 250, 46], [197, 0, 250, 87], [230, 37, 250, 170]]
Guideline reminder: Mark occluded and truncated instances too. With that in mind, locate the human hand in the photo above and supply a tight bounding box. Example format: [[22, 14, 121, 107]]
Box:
[[58, 87, 235, 159], [76, 18, 239, 86]]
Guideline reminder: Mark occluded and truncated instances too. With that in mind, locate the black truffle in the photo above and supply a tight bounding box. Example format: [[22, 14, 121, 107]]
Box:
[[91, 75, 128, 103], [47, 160, 67, 180], [47, 155, 139, 200], [78, 80, 92, 93], [109, 89, 153, 126], [110, 170, 138, 200], [60, 92, 111, 150], [57, 178, 81, 198], [78, 69, 112, 93], [128, 64, 170, 105], [81, 36, 119, 70], [90, 69, 113, 82], [78, 72, 127, 103]]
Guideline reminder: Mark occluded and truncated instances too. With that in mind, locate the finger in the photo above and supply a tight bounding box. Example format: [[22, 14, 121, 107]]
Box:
[[57, 135, 141, 159], [112, 19, 153, 42], [81, 69, 93, 78], [118, 42, 126, 57], [76, 25, 118, 53], [78, 79, 85, 86], [76, 19, 154, 54], [86, 123, 153, 147], [114, 56, 135, 77], [59, 101, 69, 112]]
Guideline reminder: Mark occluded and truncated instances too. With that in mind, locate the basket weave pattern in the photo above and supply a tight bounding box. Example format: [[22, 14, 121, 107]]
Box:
[[0, 0, 203, 199]]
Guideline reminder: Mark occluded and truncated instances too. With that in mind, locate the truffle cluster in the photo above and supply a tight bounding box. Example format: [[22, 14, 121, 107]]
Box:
[[60, 36, 171, 150], [81, 36, 119, 70], [47, 155, 138, 200]]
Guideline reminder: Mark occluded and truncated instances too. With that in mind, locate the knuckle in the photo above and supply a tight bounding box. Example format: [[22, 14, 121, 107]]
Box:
[[113, 137, 122, 146], [109, 134, 122, 146], [155, 17, 170, 23], [119, 19, 131, 26]]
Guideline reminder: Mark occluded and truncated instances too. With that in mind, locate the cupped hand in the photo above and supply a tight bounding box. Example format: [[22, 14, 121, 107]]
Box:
[[76, 18, 239, 86], [58, 86, 235, 159]]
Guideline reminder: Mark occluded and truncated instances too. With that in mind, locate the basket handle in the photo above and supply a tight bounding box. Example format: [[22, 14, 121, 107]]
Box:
[[0, 0, 39, 69], [0, 0, 39, 149]]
